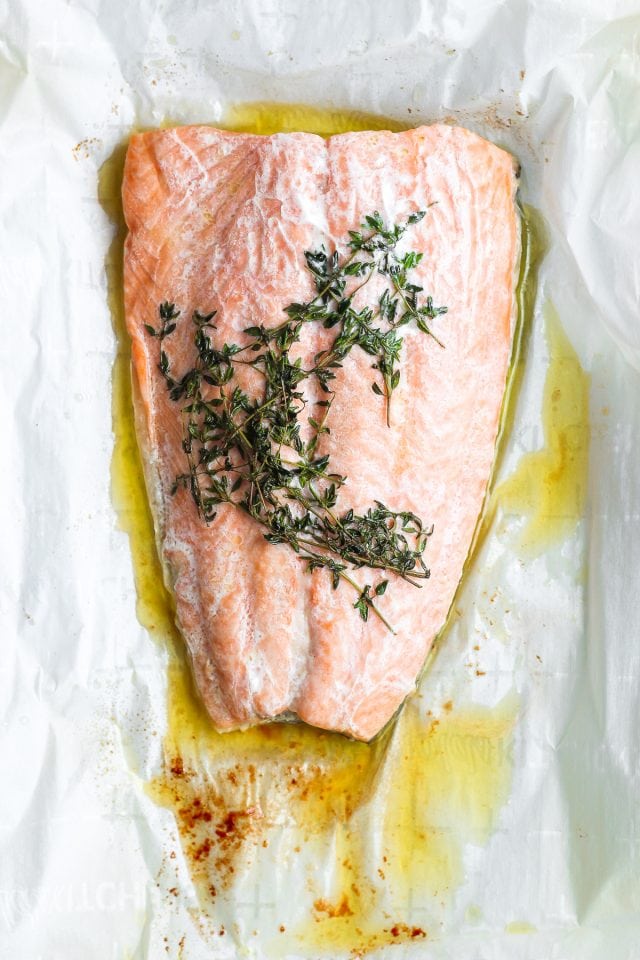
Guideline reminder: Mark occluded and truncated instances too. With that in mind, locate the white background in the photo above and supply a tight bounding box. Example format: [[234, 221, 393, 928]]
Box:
[[1, 1, 639, 958]]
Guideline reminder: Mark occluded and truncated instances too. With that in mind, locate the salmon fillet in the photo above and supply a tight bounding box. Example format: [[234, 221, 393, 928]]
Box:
[[122, 123, 519, 741]]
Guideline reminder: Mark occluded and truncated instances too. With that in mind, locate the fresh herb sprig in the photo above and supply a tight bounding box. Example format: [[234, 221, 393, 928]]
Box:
[[146, 210, 446, 631]]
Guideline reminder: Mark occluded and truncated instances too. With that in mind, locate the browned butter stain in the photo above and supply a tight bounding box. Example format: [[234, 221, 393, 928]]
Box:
[[101, 101, 540, 955]]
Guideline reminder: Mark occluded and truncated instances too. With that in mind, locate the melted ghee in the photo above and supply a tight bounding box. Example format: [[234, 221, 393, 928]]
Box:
[[102, 101, 534, 954], [495, 302, 590, 555]]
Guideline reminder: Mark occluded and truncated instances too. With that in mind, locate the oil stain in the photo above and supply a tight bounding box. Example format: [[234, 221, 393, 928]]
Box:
[[101, 101, 532, 956], [495, 302, 590, 555], [222, 101, 407, 137], [285, 695, 515, 956], [505, 920, 537, 934], [382, 697, 516, 901]]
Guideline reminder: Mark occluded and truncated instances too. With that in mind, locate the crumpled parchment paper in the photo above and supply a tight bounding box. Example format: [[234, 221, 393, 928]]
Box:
[[1, 1, 639, 958]]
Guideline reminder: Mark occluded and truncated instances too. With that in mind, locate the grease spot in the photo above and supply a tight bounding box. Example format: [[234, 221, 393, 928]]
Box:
[[505, 920, 537, 934], [495, 303, 590, 555]]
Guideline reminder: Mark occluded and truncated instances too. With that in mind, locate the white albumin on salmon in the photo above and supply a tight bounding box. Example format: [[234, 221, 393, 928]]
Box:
[[122, 124, 519, 741]]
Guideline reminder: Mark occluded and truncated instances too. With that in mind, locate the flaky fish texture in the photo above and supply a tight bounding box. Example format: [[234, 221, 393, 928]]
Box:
[[122, 123, 519, 741]]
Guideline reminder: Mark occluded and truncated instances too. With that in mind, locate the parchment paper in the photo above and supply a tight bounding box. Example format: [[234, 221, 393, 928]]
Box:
[[1, 1, 639, 958]]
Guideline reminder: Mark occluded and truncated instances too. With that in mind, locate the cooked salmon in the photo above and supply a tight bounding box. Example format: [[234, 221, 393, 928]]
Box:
[[122, 124, 519, 741]]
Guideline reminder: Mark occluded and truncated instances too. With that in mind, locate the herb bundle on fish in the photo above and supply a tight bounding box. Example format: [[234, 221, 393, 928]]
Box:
[[147, 212, 447, 631]]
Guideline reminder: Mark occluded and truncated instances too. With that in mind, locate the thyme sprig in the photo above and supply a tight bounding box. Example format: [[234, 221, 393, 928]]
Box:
[[146, 210, 447, 631]]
